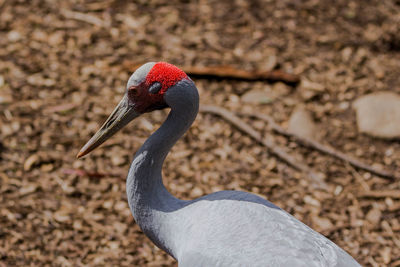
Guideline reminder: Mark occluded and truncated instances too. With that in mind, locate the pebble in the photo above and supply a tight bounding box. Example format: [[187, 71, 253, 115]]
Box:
[[241, 89, 273, 104], [288, 106, 317, 139], [312, 216, 333, 231], [366, 207, 381, 225], [7, 30, 21, 42], [353, 91, 400, 139], [111, 155, 126, 166]]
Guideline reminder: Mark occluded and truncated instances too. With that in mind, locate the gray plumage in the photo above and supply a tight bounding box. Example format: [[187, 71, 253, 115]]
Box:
[[125, 72, 360, 266], [80, 63, 361, 267]]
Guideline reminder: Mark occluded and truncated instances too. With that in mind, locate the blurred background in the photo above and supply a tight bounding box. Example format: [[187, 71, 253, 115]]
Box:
[[1, 0, 400, 266]]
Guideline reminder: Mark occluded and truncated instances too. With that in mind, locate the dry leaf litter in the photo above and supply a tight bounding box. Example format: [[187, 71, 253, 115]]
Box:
[[1, 0, 400, 266]]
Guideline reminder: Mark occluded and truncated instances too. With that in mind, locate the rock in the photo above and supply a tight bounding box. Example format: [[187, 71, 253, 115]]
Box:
[[300, 89, 318, 100], [242, 83, 292, 104], [272, 82, 291, 95], [53, 209, 71, 223], [7, 30, 21, 42], [366, 207, 381, 225], [241, 89, 273, 104], [191, 187, 204, 198], [19, 184, 38, 196], [353, 91, 400, 139], [311, 216, 333, 231], [303, 195, 321, 207], [111, 154, 126, 166], [262, 54, 277, 71], [299, 79, 324, 100], [300, 79, 325, 92], [341, 47, 353, 62], [288, 106, 317, 139], [380, 247, 392, 265]]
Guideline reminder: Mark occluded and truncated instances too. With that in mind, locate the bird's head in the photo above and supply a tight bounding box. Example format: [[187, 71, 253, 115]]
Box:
[[77, 62, 189, 158], [126, 62, 189, 113]]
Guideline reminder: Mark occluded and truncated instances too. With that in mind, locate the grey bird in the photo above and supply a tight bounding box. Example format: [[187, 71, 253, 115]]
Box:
[[78, 62, 361, 267]]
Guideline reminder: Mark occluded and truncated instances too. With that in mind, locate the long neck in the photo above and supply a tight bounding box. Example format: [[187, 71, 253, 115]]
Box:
[[126, 79, 199, 256]]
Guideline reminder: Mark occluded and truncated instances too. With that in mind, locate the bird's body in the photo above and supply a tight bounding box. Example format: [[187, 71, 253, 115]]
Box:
[[130, 182, 357, 267], [78, 62, 361, 266]]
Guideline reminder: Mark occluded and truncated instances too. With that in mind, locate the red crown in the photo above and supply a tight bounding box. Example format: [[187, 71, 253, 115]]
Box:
[[145, 62, 188, 94]]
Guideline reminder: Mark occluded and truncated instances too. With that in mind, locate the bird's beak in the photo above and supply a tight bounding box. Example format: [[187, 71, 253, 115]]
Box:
[[77, 94, 141, 158]]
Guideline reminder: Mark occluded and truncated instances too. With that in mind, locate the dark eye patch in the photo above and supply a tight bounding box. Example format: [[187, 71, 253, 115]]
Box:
[[148, 82, 162, 94]]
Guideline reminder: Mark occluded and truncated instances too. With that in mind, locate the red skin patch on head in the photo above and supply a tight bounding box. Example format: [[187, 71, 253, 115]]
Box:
[[145, 62, 188, 94], [128, 62, 188, 113]]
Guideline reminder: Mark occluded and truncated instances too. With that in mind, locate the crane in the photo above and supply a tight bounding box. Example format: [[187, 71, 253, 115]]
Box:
[[77, 62, 361, 266]]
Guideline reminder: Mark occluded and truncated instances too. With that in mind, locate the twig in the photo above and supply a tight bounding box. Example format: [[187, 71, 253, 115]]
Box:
[[244, 112, 400, 181], [199, 105, 326, 187], [346, 163, 370, 192], [199, 105, 306, 171], [61, 9, 110, 28], [43, 103, 78, 114], [359, 190, 400, 199], [123, 61, 300, 85], [184, 66, 300, 84], [62, 168, 121, 178]]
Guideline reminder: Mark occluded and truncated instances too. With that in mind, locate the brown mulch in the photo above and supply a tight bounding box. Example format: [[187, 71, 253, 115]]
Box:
[[1, 0, 400, 266]]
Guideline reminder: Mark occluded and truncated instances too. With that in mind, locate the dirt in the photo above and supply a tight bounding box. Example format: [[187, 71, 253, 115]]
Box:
[[1, 0, 400, 266]]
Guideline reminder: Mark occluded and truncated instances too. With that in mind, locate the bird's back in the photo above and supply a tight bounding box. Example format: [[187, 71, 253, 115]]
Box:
[[163, 191, 360, 267]]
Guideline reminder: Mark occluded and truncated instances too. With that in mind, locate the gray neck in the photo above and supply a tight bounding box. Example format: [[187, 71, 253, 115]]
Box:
[[126, 79, 199, 257]]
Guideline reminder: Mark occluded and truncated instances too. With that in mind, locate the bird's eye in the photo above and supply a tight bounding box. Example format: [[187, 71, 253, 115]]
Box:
[[148, 82, 162, 94]]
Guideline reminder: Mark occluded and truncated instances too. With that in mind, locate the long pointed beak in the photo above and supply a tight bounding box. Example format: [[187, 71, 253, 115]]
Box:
[[77, 94, 141, 158]]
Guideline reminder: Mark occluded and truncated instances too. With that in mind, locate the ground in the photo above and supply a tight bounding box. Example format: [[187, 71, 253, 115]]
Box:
[[1, 0, 400, 266]]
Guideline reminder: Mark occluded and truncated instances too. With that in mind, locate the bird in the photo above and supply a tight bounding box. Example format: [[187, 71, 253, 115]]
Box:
[[77, 62, 361, 267]]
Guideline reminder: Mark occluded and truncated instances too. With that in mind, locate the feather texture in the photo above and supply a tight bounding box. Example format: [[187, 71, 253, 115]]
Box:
[[124, 65, 361, 266]]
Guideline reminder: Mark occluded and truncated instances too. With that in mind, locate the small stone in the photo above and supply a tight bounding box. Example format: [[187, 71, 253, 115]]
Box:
[[303, 195, 321, 207], [366, 207, 381, 225], [334, 185, 343, 196], [341, 47, 353, 62], [40, 163, 54, 172], [312, 216, 333, 231], [19, 184, 38, 196], [300, 79, 324, 92], [380, 247, 391, 264], [288, 106, 317, 139], [108, 241, 120, 250], [262, 54, 277, 71], [7, 31, 21, 42], [111, 155, 126, 166], [353, 92, 400, 139], [272, 82, 291, 95], [103, 200, 114, 209], [48, 32, 64, 46], [191, 187, 203, 198], [53, 211, 70, 223], [73, 220, 83, 230], [241, 89, 273, 104], [300, 89, 318, 100], [338, 101, 349, 110], [114, 201, 127, 211]]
